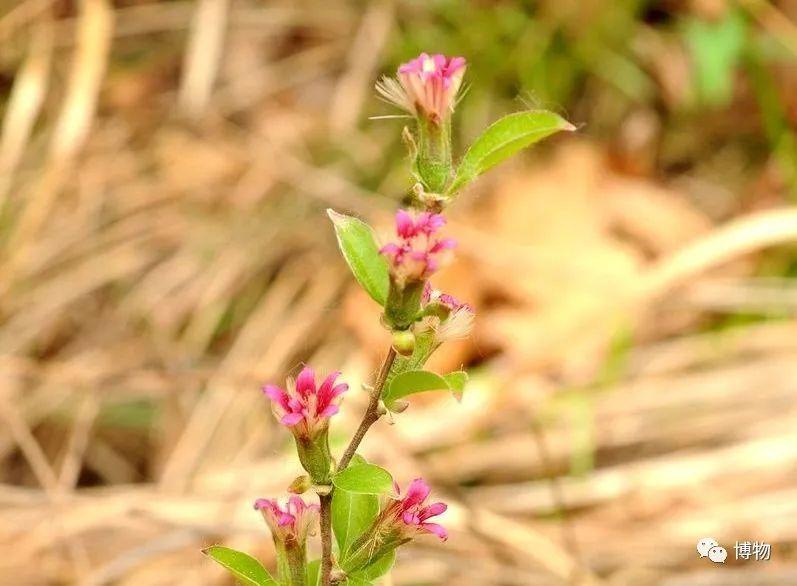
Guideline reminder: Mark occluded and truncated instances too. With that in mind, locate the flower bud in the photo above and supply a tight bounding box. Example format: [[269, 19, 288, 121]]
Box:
[[254, 496, 318, 586], [391, 328, 416, 356], [415, 117, 451, 193], [384, 279, 425, 330], [287, 474, 312, 495]]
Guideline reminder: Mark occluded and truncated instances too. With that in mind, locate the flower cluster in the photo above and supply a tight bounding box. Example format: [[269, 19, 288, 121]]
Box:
[[380, 209, 456, 286], [205, 49, 573, 586]]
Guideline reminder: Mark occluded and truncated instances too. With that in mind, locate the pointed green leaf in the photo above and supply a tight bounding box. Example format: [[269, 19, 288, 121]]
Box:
[[350, 550, 396, 581], [328, 210, 389, 305], [447, 110, 575, 194], [383, 369, 449, 411], [443, 370, 468, 401], [332, 463, 394, 495], [332, 488, 379, 556], [202, 546, 278, 586], [350, 453, 368, 466]]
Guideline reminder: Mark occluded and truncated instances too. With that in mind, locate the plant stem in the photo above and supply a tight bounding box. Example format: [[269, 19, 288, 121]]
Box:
[[319, 492, 333, 586], [318, 346, 397, 586], [338, 346, 397, 471]]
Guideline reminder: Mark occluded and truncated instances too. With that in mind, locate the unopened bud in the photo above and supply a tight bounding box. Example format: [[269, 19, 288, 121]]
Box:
[[392, 329, 416, 356], [287, 474, 311, 494]]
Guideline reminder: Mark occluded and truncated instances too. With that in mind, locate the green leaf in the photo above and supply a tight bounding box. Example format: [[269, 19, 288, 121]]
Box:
[[328, 210, 390, 305], [202, 546, 278, 586], [333, 463, 394, 495], [447, 110, 574, 194], [350, 453, 368, 467], [383, 369, 466, 411], [443, 370, 468, 401], [343, 577, 373, 586], [306, 559, 320, 586], [332, 488, 379, 556], [350, 550, 396, 581]]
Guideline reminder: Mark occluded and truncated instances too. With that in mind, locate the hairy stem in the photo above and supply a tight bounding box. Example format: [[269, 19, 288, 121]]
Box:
[[338, 346, 397, 470], [319, 492, 333, 586]]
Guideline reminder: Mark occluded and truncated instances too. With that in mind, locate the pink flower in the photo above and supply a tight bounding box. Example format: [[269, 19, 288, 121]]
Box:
[[380, 210, 456, 285], [385, 478, 448, 541], [263, 367, 348, 439], [421, 284, 474, 343], [376, 53, 466, 124], [341, 478, 448, 571], [254, 496, 319, 545], [422, 283, 472, 312]]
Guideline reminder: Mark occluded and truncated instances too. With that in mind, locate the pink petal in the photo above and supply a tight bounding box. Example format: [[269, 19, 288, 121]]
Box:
[[288, 496, 306, 514], [398, 54, 426, 74], [317, 370, 341, 399], [420, 502, 447, 520], [281, 412, 304, 426], [403, 478, 431, 507], [445, 57, 466, 76], [295, 366, 316, 397], [425, 213, 446, 232], [379, 243, 401, 257], [319, 404, 339, 418], [262, 384, 290, 409], [421, 522, 448, 540], [395, 209, 415, 238], [430, 237, 456, 253], [277, 512, 296, 527], [329, 383, 348, 400]]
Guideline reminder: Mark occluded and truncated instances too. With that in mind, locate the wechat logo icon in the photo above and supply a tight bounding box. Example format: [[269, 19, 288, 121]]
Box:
[[697, 538, 727, 563]]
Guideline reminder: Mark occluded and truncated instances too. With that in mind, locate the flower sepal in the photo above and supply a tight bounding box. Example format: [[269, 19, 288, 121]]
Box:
[[414, 116, 452, 193], [383, 277, 425, 331], [295, 434, 334, 485]]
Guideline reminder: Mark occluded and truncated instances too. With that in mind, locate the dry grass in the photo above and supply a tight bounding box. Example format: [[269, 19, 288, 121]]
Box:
[[1, 2, 797, 585]]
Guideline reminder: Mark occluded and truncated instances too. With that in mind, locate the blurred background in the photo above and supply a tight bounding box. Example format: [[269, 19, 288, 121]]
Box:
[[1, 0, 797, 584]]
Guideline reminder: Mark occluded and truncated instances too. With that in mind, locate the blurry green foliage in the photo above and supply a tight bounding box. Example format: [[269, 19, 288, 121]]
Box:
[[683, 9, 747, 107]]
